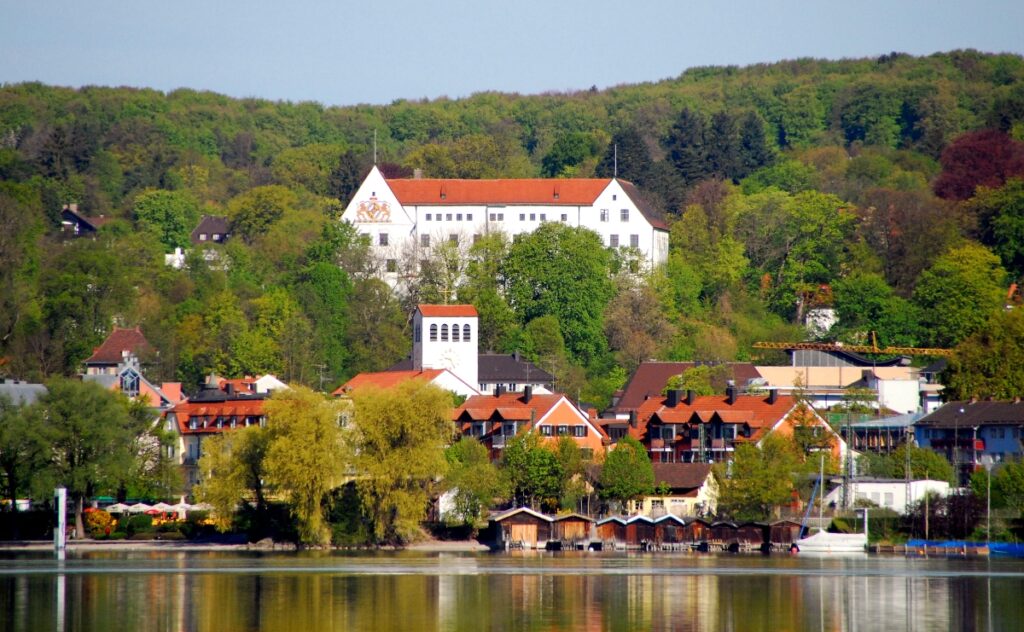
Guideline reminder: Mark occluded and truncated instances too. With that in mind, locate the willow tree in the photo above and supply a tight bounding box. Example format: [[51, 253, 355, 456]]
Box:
[[264, 385, 349, 546], [350, 380, 454, 544], [196, 426, 270, 532]]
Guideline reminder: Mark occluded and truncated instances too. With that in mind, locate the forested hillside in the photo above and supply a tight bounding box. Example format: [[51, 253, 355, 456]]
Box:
[[2, 50, 1023, 405]]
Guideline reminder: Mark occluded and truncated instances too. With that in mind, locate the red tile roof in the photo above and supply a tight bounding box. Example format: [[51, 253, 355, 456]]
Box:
[[632, 393, 797, 442], [84, 327, 153, 365], [612, 362, 763, 414], [333, 369, 446, 395], [454, 391, 564, 423], [389, 178, 609, 206], [652, 463, 714, 490], [417, 304, 479, 318], [168, 398, 266, 434]]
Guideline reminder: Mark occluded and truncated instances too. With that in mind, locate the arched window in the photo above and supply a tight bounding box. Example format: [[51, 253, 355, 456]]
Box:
[[429, 324, 437, 341], [441, 324, 449, 341], [452, 324, 460, 342], [463, 324, 471, 341]]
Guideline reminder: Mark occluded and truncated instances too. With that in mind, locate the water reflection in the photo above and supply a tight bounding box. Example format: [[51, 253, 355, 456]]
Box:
[[0, 552, 1022, 631]]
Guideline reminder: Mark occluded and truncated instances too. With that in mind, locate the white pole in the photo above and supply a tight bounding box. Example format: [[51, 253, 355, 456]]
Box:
[[54, 487, 67, 552]]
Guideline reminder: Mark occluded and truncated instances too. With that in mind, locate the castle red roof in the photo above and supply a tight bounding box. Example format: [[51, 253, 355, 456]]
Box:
[[333, 369, 446, 395]]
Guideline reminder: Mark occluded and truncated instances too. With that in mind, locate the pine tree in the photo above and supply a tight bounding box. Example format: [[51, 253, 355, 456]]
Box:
[[705, 111, 740, 181], [664, 108, 709, 186], [596, 127, 653, 185], [736, 112, 775, 179]]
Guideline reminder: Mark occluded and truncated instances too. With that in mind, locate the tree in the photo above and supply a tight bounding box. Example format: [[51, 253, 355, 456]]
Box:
[[502, 431, 563, 511], [970, 178, 1024, 278], [0, 398, 51, 519], [444, 437, 508, 526], [458, 232, 517, 353], [542, 131, 602, 177], [133, 189, 201, 251], [503, 223, 615, 364], [912, 243, 1007, 347], [664, 365, 733, 396], [553, 436, 589, 511], [858, 444, 955, 484], [264, 385, 349, 546], [992, 459, 1024, 516], [664, 108, 709, 186], [350, 380, 453, 544], [595, 127, 653, 185], [714, 434, 801, 521], [227, 185, 297, 243], [705, 111, 739, 180], [43, 379, 147, 538], [598, 436, 654, 512], [196, 426, 270, 533], [933, 130, 1024, 200], [943, 309, 1024, 400], [736, 111, 775, 179], [832, 273, 921, 347], [604, 283, 676, 372]]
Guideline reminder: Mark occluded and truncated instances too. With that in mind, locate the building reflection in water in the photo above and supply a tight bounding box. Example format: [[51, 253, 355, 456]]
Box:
[[1, 554, 1022, 631]]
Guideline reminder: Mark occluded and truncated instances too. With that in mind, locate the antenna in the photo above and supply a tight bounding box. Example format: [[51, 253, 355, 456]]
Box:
[[373, 130, 378, 165], [613, 144, 618, 178]]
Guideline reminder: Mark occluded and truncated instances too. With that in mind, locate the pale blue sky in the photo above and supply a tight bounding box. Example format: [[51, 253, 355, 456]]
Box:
[[1, 1, 1021, 106]]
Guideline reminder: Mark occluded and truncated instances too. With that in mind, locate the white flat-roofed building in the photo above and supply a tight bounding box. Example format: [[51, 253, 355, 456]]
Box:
[[341, 166, 669, 284]]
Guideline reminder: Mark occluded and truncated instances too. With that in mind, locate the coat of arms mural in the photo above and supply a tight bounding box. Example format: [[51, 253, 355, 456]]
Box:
[[355, 196, 391, 222]]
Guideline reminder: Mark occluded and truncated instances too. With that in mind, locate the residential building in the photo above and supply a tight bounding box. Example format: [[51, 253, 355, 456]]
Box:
[[822, 478, 950, 514], [845, 412, 923, 454], [638, 463, 718, 518], [164, 377, 269, 489], [340, 166, 669, 285], [83, 327, 154, 376], [60, 203, 111, 238], [0, 379, 47, 405], [83, 351, 182, 410], [190, 215, 232, 245], [607, 361, 762, 419], [454, 387, 608, 460], [915, 401, 1024, 485], [606, 387, 847, 464]]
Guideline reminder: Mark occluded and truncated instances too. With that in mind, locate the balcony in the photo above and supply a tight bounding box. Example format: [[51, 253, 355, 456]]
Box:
[[491, 434, 507, 449]]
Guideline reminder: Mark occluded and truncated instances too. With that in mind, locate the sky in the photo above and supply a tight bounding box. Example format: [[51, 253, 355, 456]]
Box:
[[1, 1, 1022, 107]]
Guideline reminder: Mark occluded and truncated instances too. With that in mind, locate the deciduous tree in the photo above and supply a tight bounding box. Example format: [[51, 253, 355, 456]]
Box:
[[598, 436, 654, 512]]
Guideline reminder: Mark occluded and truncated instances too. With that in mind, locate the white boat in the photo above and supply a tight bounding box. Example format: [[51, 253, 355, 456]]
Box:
[[793, 529, 867, 553]]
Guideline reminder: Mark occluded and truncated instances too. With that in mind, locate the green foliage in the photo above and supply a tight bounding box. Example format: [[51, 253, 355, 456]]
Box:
[[858, 444, 955, 484], [196, 425, 271, 532], [350, 380, 453, 545], [504, 223, 615, 364], [912, 243, 1007, 347], [714, 434, 801, 521], [227, 185, 297, 243], [133, 189, 201, 250], [832, 273, 921, 347], [502, 431, 563, 511], [992, 459, 1024, 516], [444, 437, 508, 526], [0, 398, 51, 507], [663, 364, 733, 395], [598, 436, 654, 510], [943, 309, 1024, 400], [970, 178, 1024, 277]]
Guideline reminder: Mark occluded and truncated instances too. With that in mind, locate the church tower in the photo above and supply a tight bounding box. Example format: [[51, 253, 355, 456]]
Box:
[[412, 305, 479, 389]]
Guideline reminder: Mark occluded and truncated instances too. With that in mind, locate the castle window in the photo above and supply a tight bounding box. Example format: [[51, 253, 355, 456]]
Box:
[[379, 233, 388, 246], [430, 324, 438, 341], [463, 324, 471, 341], [421, 234, 430, 247], [452, 325, 460, 342], [441, 324, 449, 341]]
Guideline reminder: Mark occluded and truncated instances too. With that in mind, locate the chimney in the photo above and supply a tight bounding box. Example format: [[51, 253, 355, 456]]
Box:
[[726, 385, 737, 405], [685, 390, 696, 405], [413, 168, 423, 179], [767, 389, 778, 405], [666, 389, 681, 408], [629, 410, 638, 428], [225, 383, 234, 396], [495, 385, 505, 397], [523, 385, 533, 404]]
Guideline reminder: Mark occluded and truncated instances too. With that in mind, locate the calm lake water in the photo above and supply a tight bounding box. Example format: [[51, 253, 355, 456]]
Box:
[[1, 550, 1022, 631]]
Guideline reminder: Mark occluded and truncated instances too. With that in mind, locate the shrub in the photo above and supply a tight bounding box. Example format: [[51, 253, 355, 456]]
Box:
[[125, 514, 154, 537], [85, 510, 114, 537]]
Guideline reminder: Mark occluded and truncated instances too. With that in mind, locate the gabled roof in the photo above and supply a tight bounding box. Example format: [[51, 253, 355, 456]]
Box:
[[84, 327, 153, 365], [917, 400, 1024, 427], [190, 215, 231, 244], [417, 304, 478, 318], [62, 205, 111, 231], [490, 506, 552, 523], [478, 354, 553, 384], [652, 463, 714, 491], [333, 369, 446, 395], [167, 396, 267, 434], [612, 362, 762, 414], [454, 391, 565, 423], [634, 393, 798, 443]]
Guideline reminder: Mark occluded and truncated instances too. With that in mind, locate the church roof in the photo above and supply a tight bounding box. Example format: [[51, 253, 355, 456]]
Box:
[[418, 304, 478, 317]]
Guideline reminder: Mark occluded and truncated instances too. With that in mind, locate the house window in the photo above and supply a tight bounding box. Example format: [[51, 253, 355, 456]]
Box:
[[520, 213, 526, 221], [502, 422, 517, 436], [426, 213, 432, 221], [212, 233, 221, 241], [441, 324, 449, 341], [120, 372, 140, 398], [463, 324, 471, 341], [429, 324, 438, 341], [421, 234, 430, 247], [529, 213, 536, 221], [620, 209, 630, 222], [467, 214, 473, 221], [498, 213, 504, 221], [414, 325, 421, 342], [457, 213, 463, 221], [378, 233, 389, 246], [557, 425, 569, 436], [452, 325, 460, 342], [199, 234, 207, 241], [489, 213, 496, 221], [630, 234, 640, 248], [189, 418, 198, 430], [446, 213, 453, 221], [540, 214, 546, 221], [385, 259, 397, 273], [612, 194, 617, 201], [609, 234, 619, 247], [600, 209, 609, 222], [561, 214, 568, 222], [573, 426, 586, 438], [540, 425, 553, 436]]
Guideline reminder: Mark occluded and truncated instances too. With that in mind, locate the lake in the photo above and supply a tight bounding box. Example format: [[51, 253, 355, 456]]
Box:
[[1, 550, 1022, 631]]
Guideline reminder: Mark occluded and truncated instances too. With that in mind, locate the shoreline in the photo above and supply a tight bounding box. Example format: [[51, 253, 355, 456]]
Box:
[[0, 539, 491, 553]]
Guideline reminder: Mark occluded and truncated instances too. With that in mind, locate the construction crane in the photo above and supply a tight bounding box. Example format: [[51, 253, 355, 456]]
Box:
[[752, 332, 953, 357]]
